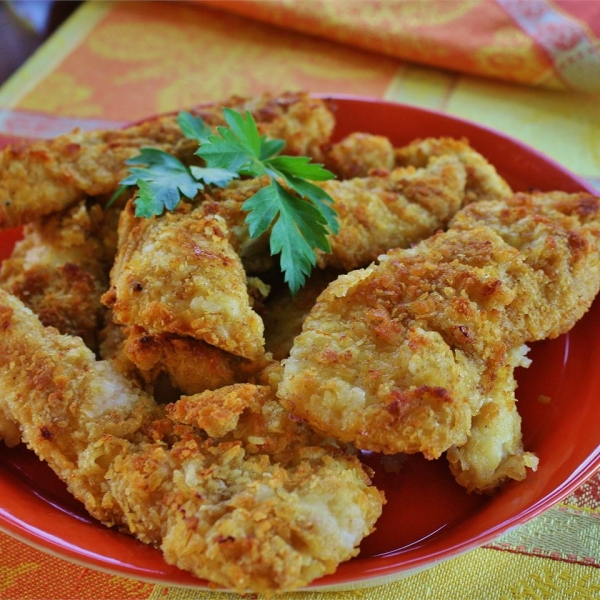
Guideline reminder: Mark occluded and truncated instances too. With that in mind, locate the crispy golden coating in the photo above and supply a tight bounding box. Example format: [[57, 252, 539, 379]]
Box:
[[0, 115, 189, 230], [0, 291, 383, 594], [206, 153, 468, 276], [122, 325, 270, 396], [317, 155, 467, 270], [166, 383, 332, 454], [395, 137, 513, 203], [279, 192, 600, 491], [0, 289, 157, 521], [194, 91, 334, 162], [103, 201, 265, 360], [0, 200, 110, 349], [168, 383, 273, 438], [450, 191, 600, 343], [446, 345, 538, 494], [0, 92, 335, 229], [108, 433, 382, 594], [279, 227, 516, 460], [446, 192, 600, 492], [325, 132, 395, 179], [326, 134, 512, 204]]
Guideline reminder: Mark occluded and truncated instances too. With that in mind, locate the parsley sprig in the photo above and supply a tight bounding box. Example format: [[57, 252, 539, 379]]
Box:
[[117, 108, 339, 294]]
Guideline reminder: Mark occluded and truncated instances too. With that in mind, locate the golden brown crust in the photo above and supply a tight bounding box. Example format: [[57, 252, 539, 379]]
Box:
[[317, 154, 467, 271], [279, 191, 600, 492], [279, 228, 515, 459], [0, 115, 190, 229], [325, 132, 395, 179], [104, 200, 265, 360], [451, 191, 600, 342], [122, 325, 270, 396], [0, 201, 111, 349], [395, 136, 513, 203], [0, 291, 383, 594]]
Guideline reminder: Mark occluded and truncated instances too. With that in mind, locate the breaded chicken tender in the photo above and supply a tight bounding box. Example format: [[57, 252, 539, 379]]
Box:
[[326, 134, 512, 205], [325, 132, 395, 179], [395, 137, 513, 204], [123, 325, 270, 396], [108, 433, 382, 594], [446, 345, 538, 493], [0, 290, 383, 594], [444, 191, 600, 492], [103, 200, 265, 360], [0, 92, 334, 229], [450, 191, 600, 343], [202, 154, 468, 276], [0, 289, 157, 518], [0, 115, 189, 230], [0, 200, 110, 349], [316, 154, 467, 270], [279, 191, 600, 492], [279, 227, 518, 460]]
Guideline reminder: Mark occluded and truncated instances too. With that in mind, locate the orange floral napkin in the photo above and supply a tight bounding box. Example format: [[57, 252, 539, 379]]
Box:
[[203, 0, 600, 93]]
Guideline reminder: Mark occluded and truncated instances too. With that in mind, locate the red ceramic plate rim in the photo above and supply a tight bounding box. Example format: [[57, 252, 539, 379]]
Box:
[[0, 94, 599, 591]]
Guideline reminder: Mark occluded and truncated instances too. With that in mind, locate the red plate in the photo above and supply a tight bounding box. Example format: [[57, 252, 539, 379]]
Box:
[[1, 95, 599, 590]]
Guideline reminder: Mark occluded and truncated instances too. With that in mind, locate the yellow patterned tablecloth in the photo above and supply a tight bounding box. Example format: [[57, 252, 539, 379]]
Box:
[[0, 2, 599, 599]]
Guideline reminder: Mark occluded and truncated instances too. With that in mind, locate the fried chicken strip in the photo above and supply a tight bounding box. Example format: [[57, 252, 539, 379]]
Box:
[[279, 227, 520, 460], [122, 325, 270, 396], [201, 155, 468, 275], [444, 191, 600, 492], [0, 200, 111, 349], [279, 192, 600, 492], [450, 191, 600, 343], [0, 92, 334, 229], [0, 289, 157, 517], [103, 200, 265, 360], [0, 290, 383, 594], [325, 133, 512, 204], [316, 155, 467, 271], [395, 137, 513, 204]]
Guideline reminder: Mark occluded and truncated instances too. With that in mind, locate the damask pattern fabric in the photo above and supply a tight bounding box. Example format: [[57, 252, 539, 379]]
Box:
[[205, 0, 600, 93]]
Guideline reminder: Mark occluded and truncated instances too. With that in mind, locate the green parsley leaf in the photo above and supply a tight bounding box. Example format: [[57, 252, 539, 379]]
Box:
[[260, 137, 286, 160], [223, 108, 262, 157], [177, 111, 212, 143], [122, 148, 205, 217], [195, 110, 338, 292], [189, 166, 238, 187], [282, 175, 339, 234], [134, 179, 180, 218], [266, 155, 335, 181], [243, 181, 331, 294], [198, 127, 262, 176]]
